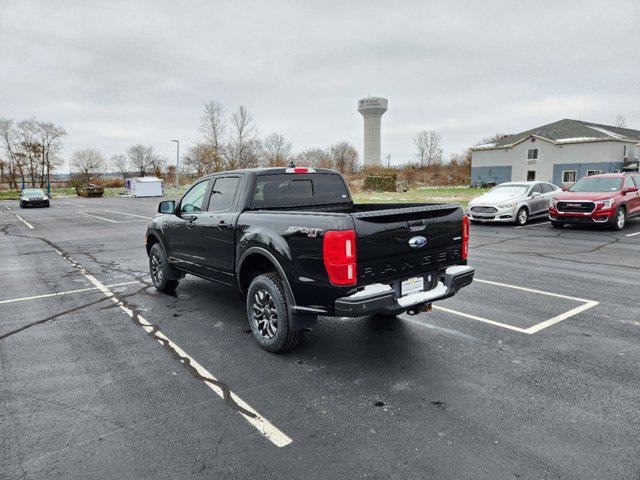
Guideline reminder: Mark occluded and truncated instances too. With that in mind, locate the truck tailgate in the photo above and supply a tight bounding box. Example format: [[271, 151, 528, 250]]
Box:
[[351, 203, 464, 284]]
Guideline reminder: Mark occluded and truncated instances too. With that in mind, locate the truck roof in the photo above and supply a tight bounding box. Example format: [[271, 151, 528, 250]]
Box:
[[205, 166, 340, 176]]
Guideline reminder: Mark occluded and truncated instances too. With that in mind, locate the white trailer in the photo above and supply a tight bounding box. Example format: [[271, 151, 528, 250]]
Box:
[[127, 177, 164, 197]]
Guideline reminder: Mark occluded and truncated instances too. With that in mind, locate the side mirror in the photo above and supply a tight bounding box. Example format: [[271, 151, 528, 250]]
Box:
[[624, 186, 639, 194], [530, 191, 541, 197], [561, 185, 569, 191], [158, 200, 176, 214]]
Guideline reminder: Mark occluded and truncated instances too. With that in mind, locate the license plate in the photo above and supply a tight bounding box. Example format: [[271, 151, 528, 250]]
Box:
[[401, 276, 424, 296]]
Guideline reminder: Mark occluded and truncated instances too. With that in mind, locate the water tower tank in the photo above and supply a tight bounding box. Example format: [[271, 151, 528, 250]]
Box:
[[358, 97, 388, 167]]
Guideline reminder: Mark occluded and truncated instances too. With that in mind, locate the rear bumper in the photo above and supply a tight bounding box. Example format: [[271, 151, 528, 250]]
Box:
[[334, 265, 475, 317]]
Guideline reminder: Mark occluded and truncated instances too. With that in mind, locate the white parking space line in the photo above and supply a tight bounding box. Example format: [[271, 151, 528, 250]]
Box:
[[626, 231, 640, 237], [515, 221, 550, 229], [15, 214, 34, 229], [53, 249, 293, 448], [475, 278, 592, 303], [80, 212, 118, 223], [0, 281, 141, 305], [432, 305, 529, 333], [429, 278, 599, 335], [60, 201, 86, 207], [5, 205, 12, 211], [102, 209, 153, 220]]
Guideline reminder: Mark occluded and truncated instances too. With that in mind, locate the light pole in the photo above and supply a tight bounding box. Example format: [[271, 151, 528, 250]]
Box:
[[170, 139, 180, 188]]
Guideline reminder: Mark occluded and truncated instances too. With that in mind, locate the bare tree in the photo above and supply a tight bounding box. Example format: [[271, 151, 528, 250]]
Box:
[[0, 118, 21, 188], [0, 117, 66, 189], [414, 130, 443, 168], [614, 115, 627, 128], [295, 148, 332, 169], [260, 133, 292, 167], [111, 154, 129, 179], [184, 143, 218, 176], [475, 132, 511, 146], [127, 144, 163, 176], [226, 105, 258, 169], [36, 121, 66, 187], [71, 148, 105, 183], [329, 141, 359, 173], [200, 100, 226, 166]]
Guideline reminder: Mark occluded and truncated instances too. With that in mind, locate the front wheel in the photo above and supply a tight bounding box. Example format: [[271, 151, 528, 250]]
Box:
[[149, 243, 179, 293], [610, 207, 626, 231], [19, 202, 24, 208], [246, 273, 304, 353], [515, 207, 529, 226]]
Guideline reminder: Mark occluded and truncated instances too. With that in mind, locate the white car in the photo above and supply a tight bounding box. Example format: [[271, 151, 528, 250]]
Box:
[[468, 181, 560, 225]]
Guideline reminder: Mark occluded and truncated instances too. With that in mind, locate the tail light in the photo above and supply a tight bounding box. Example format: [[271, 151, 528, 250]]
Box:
[[461, 215, 469, 260], [323, 230, 356, 285]]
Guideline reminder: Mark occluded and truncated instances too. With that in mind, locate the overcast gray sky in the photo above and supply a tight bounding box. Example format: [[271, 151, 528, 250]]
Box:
[[1, 0, 639, 169]]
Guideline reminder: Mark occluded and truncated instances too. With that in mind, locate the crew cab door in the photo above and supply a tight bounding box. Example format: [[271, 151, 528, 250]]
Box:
[[193, 175, 242, 284], [624, 175, 640, 215], [528, 183, 546, 214], [164, 178, 211, 271]]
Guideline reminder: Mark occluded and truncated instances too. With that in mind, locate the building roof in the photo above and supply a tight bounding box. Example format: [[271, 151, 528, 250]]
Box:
[[473, 119, 640, 150]]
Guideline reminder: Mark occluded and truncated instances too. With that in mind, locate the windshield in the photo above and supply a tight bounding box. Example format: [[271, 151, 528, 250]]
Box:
[[569, 177, 622, 192], [485, 185, 528, 197], [22, 189, 45, 196]]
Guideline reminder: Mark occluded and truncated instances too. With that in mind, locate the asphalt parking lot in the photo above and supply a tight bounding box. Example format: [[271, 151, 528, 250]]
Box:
[[1, 197, 639, 479]]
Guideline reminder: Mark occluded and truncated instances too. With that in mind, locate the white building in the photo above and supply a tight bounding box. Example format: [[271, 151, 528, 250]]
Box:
[[471, 119, 640, 186], [127, 176, 164, 197]]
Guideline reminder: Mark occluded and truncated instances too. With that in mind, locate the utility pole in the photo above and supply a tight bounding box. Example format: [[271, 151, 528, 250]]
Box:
[[386, 154, 391, 168], [170, 139, 180, 188]]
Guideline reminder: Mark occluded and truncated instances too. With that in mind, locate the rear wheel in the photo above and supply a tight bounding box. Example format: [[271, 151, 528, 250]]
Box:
[[149, 243, 179, 293], [610, 207, 626, 231], [515, 207, 529, 226], [551, 220, 564, 229], [246, 273, 304, 353]]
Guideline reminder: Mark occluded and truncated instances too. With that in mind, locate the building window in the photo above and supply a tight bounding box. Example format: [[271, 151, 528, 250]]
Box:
[[527, 149, 538, 160], [623, 145, 627, 159], [562, 170, 577, 183], [586, 170, 602, 176]]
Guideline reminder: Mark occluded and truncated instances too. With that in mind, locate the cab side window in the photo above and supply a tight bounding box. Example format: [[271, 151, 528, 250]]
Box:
[[208, 176, 240, 212], [541, 183, 555, 193], [180, 180, 210, 213], [530, 184, 543, 195], [623, 176, 635, 190]]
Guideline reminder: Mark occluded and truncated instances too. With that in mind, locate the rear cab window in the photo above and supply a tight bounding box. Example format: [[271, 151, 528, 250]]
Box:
[[251, 173, 350, 208]]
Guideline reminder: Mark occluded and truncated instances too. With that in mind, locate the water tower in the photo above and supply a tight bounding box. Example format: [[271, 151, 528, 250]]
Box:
[[358, 96, 388, 167]]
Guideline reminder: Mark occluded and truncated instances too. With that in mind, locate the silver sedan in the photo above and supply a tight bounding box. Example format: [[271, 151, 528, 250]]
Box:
[[467, 181, 560, 226]]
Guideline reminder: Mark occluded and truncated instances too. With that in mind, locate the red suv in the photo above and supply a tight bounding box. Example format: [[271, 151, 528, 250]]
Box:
[[549, 173, 640, 230]]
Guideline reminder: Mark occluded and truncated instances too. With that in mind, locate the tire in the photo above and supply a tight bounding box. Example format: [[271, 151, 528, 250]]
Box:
[[246, 273, 304, 353], [19, 202, 24, 208], [515, 207, 528, 226], [551, 220, 564, 229], [149, 243, 179, 293], [45, 201, 50, 207], [610, 207, 626, 231]]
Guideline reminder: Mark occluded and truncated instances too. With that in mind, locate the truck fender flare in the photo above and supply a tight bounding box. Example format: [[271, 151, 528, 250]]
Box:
[[237, 247, 319, 331], [236, 247, 296, 305], [145, 230, 167, 256]]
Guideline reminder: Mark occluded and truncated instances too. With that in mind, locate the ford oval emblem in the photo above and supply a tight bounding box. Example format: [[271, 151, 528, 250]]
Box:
[[408, 236, 427, 248]]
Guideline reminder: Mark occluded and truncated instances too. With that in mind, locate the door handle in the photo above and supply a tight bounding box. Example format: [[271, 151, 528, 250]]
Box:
[[216, 219, 226, 229]]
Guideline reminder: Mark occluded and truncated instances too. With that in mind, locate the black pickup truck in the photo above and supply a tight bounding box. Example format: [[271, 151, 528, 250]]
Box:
[[145, 166, 474, 352]]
